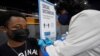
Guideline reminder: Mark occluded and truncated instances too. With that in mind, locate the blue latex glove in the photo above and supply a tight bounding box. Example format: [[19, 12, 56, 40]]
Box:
[[38, 39, 46, 47], [38, 38, 53, 47], [40, 47, 49, 56], [38, 38, 53, 56], [44, 38, 54, 46]]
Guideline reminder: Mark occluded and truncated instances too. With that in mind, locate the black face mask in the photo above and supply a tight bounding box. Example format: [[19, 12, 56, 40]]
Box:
[[10, 29, 29, 42]]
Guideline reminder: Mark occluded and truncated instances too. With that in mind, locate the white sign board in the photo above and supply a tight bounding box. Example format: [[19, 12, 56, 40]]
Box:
[[38, 0, 56, 40]]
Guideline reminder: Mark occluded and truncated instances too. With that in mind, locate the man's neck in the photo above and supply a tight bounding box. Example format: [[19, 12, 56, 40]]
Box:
[[7, 39, 26, 48]]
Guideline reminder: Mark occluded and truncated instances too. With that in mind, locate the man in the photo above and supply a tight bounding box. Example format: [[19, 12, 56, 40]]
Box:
[[39, 0, 100, 56], [0, 10, 42, 56]]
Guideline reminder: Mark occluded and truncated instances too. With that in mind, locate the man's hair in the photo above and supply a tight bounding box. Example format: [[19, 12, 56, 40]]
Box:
[[0, 10, 26, 27]]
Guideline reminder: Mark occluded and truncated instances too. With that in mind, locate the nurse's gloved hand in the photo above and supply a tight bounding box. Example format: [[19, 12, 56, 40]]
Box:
[[38, 38, 53, 47], [38, 39, 49, 56], [38, 39, 46, 47], [38, 38, 54, 56], [44, 38, 54, 46]]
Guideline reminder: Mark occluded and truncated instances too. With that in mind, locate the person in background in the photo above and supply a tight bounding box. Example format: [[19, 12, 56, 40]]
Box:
[[39, 0, 100, 56], [0, 10, 42, 56], [0, 26, 8, 45]]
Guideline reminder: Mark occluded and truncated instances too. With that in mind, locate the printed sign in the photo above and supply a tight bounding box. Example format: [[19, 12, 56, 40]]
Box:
[[38, 0, 56, 40]]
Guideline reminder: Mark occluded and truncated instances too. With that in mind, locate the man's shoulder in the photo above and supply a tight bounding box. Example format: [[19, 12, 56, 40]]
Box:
[[27, 38, 38, 45], [27, 38, 38, 42], [27, 38, 40, 49]]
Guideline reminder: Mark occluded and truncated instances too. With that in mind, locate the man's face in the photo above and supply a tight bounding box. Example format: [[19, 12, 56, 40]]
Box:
[[7, 16, 27, 30], [6, 16, 29, 42]]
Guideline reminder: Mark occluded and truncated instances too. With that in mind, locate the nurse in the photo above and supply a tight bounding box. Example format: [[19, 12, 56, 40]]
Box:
[[39, 0, 100, 56]]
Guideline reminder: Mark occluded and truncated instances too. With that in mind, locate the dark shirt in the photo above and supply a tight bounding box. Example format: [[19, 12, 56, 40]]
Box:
[[0, 38, 40, 56]]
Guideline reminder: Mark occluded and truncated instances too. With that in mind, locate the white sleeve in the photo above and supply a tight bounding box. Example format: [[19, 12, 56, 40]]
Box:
[[46, 10, 100, 56]]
